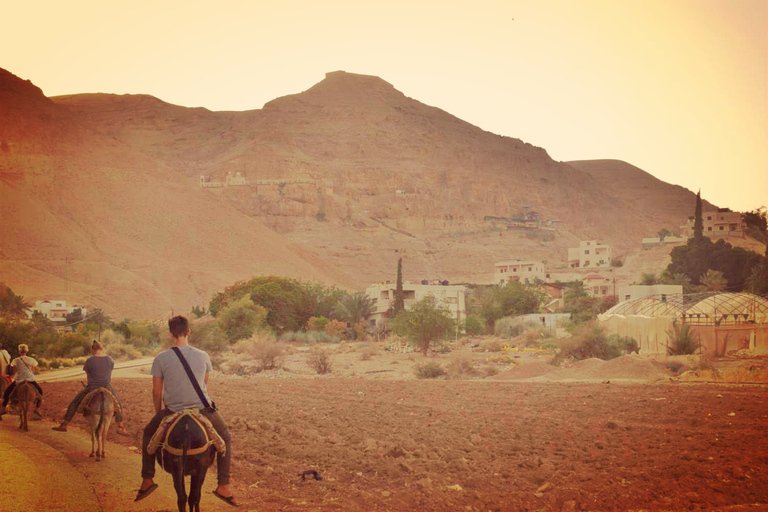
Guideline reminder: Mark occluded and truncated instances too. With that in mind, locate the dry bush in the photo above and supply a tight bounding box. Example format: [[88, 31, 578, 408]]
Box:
[[324, 319, 348, 340], [251, 341, 284, 371], [446, 354, 479, 379], [481, 339, 505, 352], [481, 365, 500, 377], [415, 362, 447, 379], [307, 347, 333, 374]]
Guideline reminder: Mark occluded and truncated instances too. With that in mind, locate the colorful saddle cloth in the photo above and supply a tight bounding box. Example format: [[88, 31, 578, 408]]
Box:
[[147, 408, 226, 457]]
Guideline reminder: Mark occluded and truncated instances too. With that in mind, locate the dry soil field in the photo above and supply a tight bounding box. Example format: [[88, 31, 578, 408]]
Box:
[[31, 344, 768, 512]]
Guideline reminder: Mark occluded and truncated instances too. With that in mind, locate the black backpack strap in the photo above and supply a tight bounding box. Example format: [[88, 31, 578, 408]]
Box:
[[171, 347, 211, 410]]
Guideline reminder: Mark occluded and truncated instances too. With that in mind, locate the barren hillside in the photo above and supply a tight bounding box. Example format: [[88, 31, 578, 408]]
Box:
[[1, 68, 711, 318]]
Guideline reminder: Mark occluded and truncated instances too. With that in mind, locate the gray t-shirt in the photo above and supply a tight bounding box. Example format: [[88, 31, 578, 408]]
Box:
[[83, 355, 114, 388], [150, 345, 213, 412], [12, 355, 37, 382]]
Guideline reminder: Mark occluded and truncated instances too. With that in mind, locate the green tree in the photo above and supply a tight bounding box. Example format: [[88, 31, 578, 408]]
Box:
[[658, 228, 671, 242], [660, 271, 692, 294], [0, 285, 31, 321], [219, 296, 268, 342], [334, 292, 374, 334], [393, 258, 405, 316], [667, 238, 762, 290], [640, 272, 658, 285], [700, 269, 727, 291], [463, 314, 485, 336], [392, 296, 454, 355], [693, 190, 704, 241], [191, 305, 207, 318], [481, 281, 544, 328], [745, 265, 766, 295], [666, 321, 698, 355], [65, 308, 83, 330]]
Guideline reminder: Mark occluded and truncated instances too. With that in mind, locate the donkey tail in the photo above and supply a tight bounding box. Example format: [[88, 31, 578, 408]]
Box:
[[95, 391, 105, 435], [180, 422, 189, 481]]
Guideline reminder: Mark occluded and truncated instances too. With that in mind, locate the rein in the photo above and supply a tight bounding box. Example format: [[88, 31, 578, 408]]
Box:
[[162, 409, 214, 457]]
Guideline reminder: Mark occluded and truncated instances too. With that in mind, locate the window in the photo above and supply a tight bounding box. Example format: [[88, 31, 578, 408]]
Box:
[[584, 260, 590, 267], [661, 294, 667, 302], [625, 295, 631, 301], [513, 267, 517, 272], [707, 227, 712, 231], [584, 250, 590, 255], [707, 216, 712, 220]]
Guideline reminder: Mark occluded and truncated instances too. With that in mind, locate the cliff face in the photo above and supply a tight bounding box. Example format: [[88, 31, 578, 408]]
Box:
[[2, 69, 702, 318]]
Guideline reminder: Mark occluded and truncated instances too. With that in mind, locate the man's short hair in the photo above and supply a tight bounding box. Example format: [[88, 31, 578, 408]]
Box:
[[168, 315, 190, 338], [18, 344, 29, 354]]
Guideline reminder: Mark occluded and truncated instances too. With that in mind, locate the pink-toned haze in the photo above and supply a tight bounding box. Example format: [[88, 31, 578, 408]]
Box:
[[3, 0, 766, 211]]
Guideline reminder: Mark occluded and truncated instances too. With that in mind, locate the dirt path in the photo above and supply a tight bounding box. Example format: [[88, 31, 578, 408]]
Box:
[[0, 416, 229, 512]]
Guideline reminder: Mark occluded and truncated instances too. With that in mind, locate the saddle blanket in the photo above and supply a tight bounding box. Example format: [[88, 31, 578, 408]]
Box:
[[78, 387, 122, 418], [147, 408, 226, 456]]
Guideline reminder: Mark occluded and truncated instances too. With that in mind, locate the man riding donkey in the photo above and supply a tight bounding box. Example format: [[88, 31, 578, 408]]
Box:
[[51, 339, 129, 436], [135, 315, 238, 507], [0, 344, 43, 419], [0, 342, 11, 389]]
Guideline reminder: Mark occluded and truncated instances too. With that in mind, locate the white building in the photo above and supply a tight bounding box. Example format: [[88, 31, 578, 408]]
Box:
[[365, 282, 466, 328], [27, 300, 87, 323], [582, 274, 613, 297], [617, 285, 683, 303], [494, 259, 547, 285], [568, 241, 612, 268]]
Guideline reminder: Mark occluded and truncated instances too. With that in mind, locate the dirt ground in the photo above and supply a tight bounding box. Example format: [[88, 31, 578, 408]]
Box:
[[27, 343, 768, 512]]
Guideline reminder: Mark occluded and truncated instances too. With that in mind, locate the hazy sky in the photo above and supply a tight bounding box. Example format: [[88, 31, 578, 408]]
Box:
[[4, 0, 766, 211]]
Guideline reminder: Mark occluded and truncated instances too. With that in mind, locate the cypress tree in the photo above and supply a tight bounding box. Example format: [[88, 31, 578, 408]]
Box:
[[693, 190, 704, 241], [393, 258, 405, 315]]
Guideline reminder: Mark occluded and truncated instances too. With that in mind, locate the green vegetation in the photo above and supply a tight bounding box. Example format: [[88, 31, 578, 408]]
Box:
[[393, 258, 405, 316], [666, 321, 699, 355], [553, 326, 638, 364], [478, 281, 544, 329], [463, 314, 485, 336], [392, 296, 455, 355]]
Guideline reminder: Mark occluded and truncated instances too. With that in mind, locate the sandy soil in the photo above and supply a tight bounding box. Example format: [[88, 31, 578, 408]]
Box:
[[18, 346, 767, 512]]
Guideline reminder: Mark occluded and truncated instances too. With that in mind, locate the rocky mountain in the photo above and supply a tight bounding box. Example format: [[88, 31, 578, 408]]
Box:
[[1, 68, 708, 318]]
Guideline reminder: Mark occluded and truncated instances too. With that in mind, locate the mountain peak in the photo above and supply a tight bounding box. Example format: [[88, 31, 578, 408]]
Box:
[[264, 70, 404, 110]]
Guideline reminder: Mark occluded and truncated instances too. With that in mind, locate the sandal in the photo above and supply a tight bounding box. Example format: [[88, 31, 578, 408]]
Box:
[[212, 490, 239, 507], [116, 427, 130, 436], [52, 425, 68, 432], [134, 483, 158, 502]]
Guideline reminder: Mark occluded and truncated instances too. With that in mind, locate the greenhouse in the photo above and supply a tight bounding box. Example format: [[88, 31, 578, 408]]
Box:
[[598, 292, 768, 355]]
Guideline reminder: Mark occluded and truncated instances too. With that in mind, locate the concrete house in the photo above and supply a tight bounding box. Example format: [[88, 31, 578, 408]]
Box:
[[568, 241, 612, 268], [682, 208, 745, 238], [582, 274, 612, 297], [365, 282, 466, 328], [494, 259, 547, 285], [617, 284, 683, 303], [27, 300, 87, 323]]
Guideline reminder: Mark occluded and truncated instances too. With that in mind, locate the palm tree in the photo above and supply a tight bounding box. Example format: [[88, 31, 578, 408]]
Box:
[[334, 292, 374, 326], [700, 269, 727, 292], [0, 289, 31, 320], [661, 271, 692, 294], [745, 265, 766, 295]]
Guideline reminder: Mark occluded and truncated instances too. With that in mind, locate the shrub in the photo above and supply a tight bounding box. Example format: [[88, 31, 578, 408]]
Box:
[[611, 259, 623, 268], [324, 319, 348, 340], [446, 354, 479, 379], [251, 341, 284, 371], [415, 362, 447, 379], [105, 342, 142, 361], [494, 317, 527, 339], [37, 358, 50, 369], [59, 358, 75, 368], [481, 339, 505, 352], [307, 316, 330, 332], [48, 359, 62, 369], [481, 365, 500, 377], [360, 344, 376, 361], [464, 314, 485, 336], [219, 296, 268, 343], [189, 322, 229, 353], [607, 334, 639, 354], [667, 322, 699, 355], [352, 319, 367, 341], [553, 327, 622, 364], [307, 347, 333, 374], [279, 331, 340, 344], [392, 297, 455, 355]]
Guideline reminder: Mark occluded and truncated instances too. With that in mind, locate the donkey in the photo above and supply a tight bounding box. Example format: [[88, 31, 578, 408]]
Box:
[[160, 414, 216, 512], [83, 389, 115, 461], [0, 377, 7, 422], [14, 381, 38, 431]]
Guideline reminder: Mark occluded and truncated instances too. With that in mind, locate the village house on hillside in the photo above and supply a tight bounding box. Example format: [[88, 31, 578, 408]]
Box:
[[199, 171, 249, 188], [494, 259, 548, 285], [26, 300, 87, 324], [365, 282, 466, 328], [568, 240, 612, 268], [681, 208, 745, 238], [618, 284, 683, 302], [583, 274, 612, 297]]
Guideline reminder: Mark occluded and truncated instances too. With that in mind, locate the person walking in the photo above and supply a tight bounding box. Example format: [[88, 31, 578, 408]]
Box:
[[134, 315, 237, 507]]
